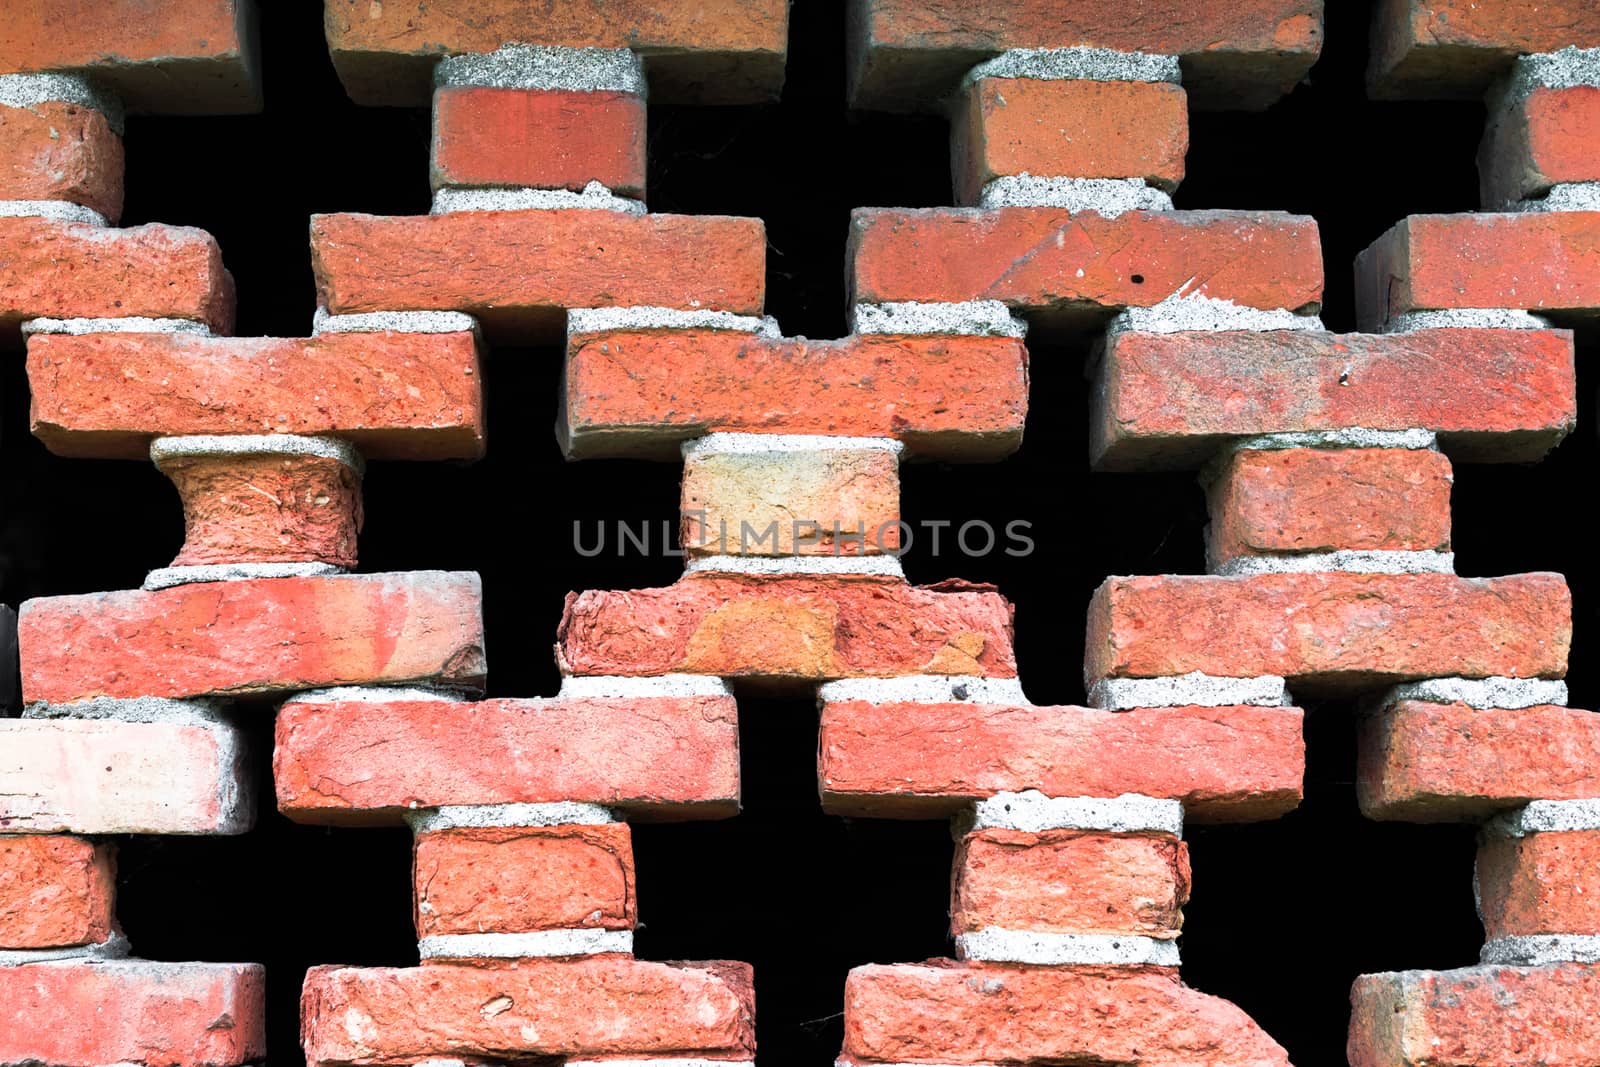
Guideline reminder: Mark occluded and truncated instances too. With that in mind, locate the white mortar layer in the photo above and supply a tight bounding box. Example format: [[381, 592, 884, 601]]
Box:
[[1213, 550, 1455, 576], [1383, 676, 1569, 710], [1227, 428, 1439, 452], [1108, 292, 1325, 335], [682, 433, 905, 458], [0, 931, 131, 967], [567, 306, 781, 337], [407, 802, 619, 832], [850, 300, 1028, 338], [1508, 46, 1600, 94], [23, 696, 228, 726], [684, 555, 905, 577], [557, 674, 733, 699], [287, 685, 470, 704], [1485, 799, 1600, 838], [965, 791, 1184, 835], [1382, 308, 1555, 332], [978, 176, 1172, 214], [151, 433, 364, 472], [418, 929, 633, 960], [964, 48, 1182, 86], [143, 562, 347, 591], [817, 675, 1028, 705], [1088, 672, 1290, 710], [435, 44, 646, 94], [312, 306, 479, 336], [0, 72, 124, 132], [0, 200, 107, 225], [22, 316, 212, 336], [956, 930, 1180, 967], [1519, 182, 1600, 213], [432, 182, 645, 215], [1481, 935, 1600, 966]]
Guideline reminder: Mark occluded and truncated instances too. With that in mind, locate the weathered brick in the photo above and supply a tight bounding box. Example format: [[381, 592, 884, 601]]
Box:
[[849, 208, 1323, 324], [0, 960, 265, 1067], [564, 331, 1028, 460], [1093, 327, 1576, 468], [1369, 0, 1600, 99], [1349, 962, 1600, 1066], [1356, 213, 1600, 328], [433, 87, 646, 197], [0, 219, 234, 335], [19, 571, 485, 704], [312, 211, 766, 341], [1087, 573, 1571, 692], [28, 331, 484, 461], [1359, 702, 1600, 822], [300, 958, 755, 1067], [0, 835, 115, 948], [415, 824, 635, 938], [820, 700, 1304, 823], [558, 574, 1016, 685], [275, 695, 739, 824], [324, 0, 789, 105], [0, 100, 123, 221], [953, 78, 1188, 205], [1481, 85, 1600, 207], [1478, 830, 1600, 940], [849, 0, 1322, 111], [0, 718, 249, 835], [952, 828, 1189, 939], [1206, 448, 1454, 569], [843, 962, 1291, 1066]]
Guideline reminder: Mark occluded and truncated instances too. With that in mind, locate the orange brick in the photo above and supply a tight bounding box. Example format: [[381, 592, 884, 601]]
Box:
[[1482, 86, 1600, 206], [1370, 0, 1600, 99], [954, 78, 1187, 205], [432, 87, 646, 197], [1478, 830, 1600, 940], [0, 835, 115, 949], [0, 101, 122, 221]]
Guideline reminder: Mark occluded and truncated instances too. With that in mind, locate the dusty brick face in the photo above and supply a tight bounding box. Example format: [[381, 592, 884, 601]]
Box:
[[0, 835, 116, 949], [1369, 0, 1600, 99], [0, 100, 123, 221], [433, 87, 647, 197], [1478, 831, 1600, 940], [1481, 85, 1600, 207]]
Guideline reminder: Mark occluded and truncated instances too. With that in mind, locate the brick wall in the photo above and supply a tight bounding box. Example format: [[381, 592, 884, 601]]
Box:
[[2, 2, 1599, 1066]]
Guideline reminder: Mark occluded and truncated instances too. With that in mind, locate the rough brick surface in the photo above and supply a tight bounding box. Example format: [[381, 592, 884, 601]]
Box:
[[952, 828, 1190, 939], [433, 87, 646, 197], [558, 574, 1017, 684], [1369, 0, 1600, 99], [0, 835, 116, 949], [28, 330, 484, 461], [276, 695, 739, 823], [19, 571, 485, 704], [0, 100, 123, 221], [1478, 830, 1600, 940], [953, 78, 1188, 205], [300, 958, 756, 1066], [843, 962, 1291, 1066], [1360, 702, 1600, 821], [1481, 86, 1600, 207], [820, 700, 1304, 822], [1093, 327, 1576, 468], [1087, 573, 1571, 691], [564, 331, 1028, 460]]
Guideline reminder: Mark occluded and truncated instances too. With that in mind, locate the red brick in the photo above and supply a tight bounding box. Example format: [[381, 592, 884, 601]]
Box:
[[1369, 0, 1600, 99], [850, 0, 1322, 111], [1482, 86, 1600, 207], [1093, 327, 1576, 468], [0, 100, 123, 221], [433, 87, 646, 197], [843, 962, 1291, 1066], [953, 79, 1188, 205], [0, 718, 248, 835], [275, 695, 739, 824], [0, 961, 262, 1066], [28, 330, 484, 461], [564, 330, 1028, 460], [19, 571, 485, 704], [953, 828, 1189, 939], [558, 574, 1016, 685], [820, 700, 1304, 823], [1349, 962, 1600, 1066], [159, 452, 362, 569], [1206, 448, 1454, 569], [0, 835, 115, 949], [312, 211, 766, 342], [0, 218, 233, 334], [324, 0, 789, 105], [0, 0, 260, 114], [1356, 213, 1600, 328], [1359, 701, 1600, 822], [415, 824, 636, 938], [1478, 830, 1600, 940], [1087, 572, 1570, 692], [849, 208, 1323, 324], [300, 958, 755, 1066]]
